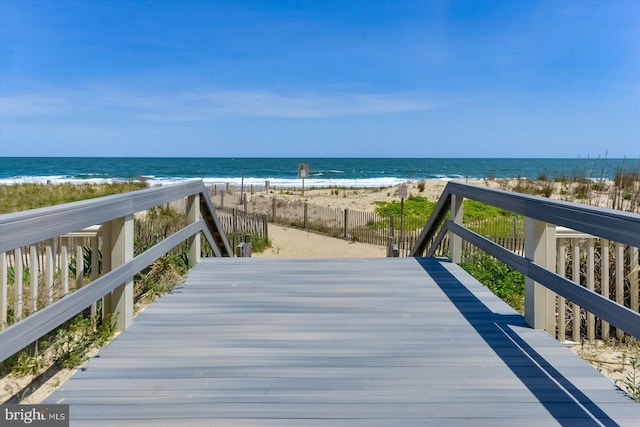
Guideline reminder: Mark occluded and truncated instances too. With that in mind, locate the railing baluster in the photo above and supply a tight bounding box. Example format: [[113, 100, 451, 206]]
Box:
[[572, 239, 581, 342], [557, 238, 566, 341], [30, 245, 38, 313], [586, 238, 595, 341], [76, 244, 84, 291], [15, 247, 23, 321], [616, 243, 625, 340], [601, 239, 610, 341], [61, 242, 69, 296], [46, 239, 55, 305]]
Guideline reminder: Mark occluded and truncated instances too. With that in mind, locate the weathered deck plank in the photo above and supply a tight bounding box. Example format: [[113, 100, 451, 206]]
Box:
[[45, 258, 640, 426]]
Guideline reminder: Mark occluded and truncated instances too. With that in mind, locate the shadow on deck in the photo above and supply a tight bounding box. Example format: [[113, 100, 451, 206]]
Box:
[[45, 257, 640, 426]]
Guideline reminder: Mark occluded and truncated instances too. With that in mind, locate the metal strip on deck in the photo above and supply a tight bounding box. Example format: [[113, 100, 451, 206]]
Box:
[[45, 258, 640, 426]]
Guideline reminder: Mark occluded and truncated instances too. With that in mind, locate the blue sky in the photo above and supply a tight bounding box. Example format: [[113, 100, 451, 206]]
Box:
[[0, 0, 638, 158]]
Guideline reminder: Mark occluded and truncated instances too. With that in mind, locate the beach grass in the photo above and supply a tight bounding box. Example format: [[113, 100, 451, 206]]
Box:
[[0, 182, 148, 214]]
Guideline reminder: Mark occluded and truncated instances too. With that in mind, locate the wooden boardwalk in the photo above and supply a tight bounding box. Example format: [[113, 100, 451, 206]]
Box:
[[45, 258, 640, 426]]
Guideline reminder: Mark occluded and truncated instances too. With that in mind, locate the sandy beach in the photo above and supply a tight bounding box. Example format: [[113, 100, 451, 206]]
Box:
[[246, 179, 454, 258], [254, 224, 387, 258], [241, 176, 629, 258], [241, 179, 456, 213]]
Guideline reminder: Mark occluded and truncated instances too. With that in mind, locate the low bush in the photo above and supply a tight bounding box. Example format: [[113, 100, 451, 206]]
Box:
[[460, 252, 525, 312]]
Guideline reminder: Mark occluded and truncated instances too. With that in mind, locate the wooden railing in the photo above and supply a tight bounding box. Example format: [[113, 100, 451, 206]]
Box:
[[0, 181, 232, 361], [411, 182, 640, 341]]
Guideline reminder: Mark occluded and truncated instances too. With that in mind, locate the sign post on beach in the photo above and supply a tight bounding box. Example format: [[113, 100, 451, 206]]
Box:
[[298, 163, 309, 196]]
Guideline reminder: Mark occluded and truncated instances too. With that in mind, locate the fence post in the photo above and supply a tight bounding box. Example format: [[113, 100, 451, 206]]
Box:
[[272, 198, 277, 222], [103, 215, 134, 332], [304, 202, 308, 229], [220, 192, 224, 209], [343, 209, 350, 239], [449, 194, 463, 264], [187, 194, 201, 267], [390, 216, 395, 243], [387, 236, 399, 257], [263, 214, 269, 241], [524, 218, 556, 334]]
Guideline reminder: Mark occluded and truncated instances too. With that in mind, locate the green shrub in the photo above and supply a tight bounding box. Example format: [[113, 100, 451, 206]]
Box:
[[374, 195, 435, 219], [460, 252, 524, 312], [463, 200, 512, 220]]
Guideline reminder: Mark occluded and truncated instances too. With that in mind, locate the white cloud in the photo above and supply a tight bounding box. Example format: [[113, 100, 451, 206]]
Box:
[[166, 90, 434, 120], [1, 88, 435, 121], [0, 94, 70, 116]]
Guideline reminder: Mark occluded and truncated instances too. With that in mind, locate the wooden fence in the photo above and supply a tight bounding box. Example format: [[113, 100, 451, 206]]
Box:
[[215, 208, 269, 251], [209, 189, 527, 257]]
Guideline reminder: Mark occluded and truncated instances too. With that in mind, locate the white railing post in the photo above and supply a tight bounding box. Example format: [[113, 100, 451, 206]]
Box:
[[187, 194, 201, 266], [90, 234, 100, 318], [449, 194, 464, 264], [101, 222, 112, 324], [524, 218, 556, 334], [103, 216, 134, 331]]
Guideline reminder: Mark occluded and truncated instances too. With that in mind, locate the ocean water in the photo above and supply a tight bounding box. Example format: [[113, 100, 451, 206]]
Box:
[[0, 157, 636, 188]]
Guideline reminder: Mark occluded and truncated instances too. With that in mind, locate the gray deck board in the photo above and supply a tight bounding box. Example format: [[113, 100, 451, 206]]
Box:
[[45, 257, 640, 426]]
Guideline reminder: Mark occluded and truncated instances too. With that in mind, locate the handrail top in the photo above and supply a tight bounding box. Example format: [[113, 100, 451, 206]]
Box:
[[444, 181, 640, 248], [446, 181, 639, 222], [0, 180, 204, 223], [411, 181, 640, 256], [0, 180, 209, 253]]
